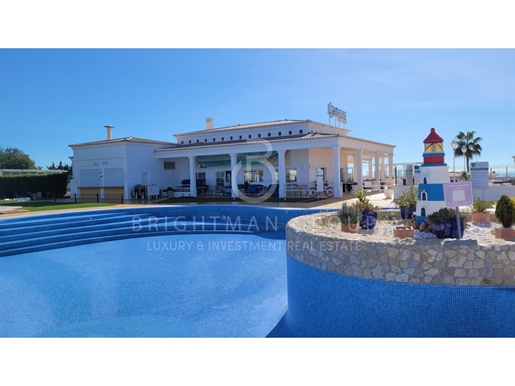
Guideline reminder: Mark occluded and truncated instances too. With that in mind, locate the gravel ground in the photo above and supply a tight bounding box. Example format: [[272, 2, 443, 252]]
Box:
[[364, 221, 496, 240]]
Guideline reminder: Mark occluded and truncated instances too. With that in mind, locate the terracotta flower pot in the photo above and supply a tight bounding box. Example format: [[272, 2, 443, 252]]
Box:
[[495, 227, 515, 239], [341, 223, 360, 233], [394, 226, 414, 238], [471, 211, 490, 224]]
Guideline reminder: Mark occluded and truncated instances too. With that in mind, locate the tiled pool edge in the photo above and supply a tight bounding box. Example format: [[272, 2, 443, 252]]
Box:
[[286, 213, 515, 286], [281, 212, 515, 337]]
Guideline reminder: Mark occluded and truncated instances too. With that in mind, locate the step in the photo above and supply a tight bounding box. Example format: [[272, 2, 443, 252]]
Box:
[[0, 218, 270, 257]]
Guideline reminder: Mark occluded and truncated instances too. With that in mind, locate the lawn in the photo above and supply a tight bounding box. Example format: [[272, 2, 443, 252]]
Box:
[[157, 196, 328, 204], [0, 201, 115, 212], [0, 194, 335, 214]]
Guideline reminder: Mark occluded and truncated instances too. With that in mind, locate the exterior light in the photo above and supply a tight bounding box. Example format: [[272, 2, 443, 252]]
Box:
[[451, 139, 457, 182]]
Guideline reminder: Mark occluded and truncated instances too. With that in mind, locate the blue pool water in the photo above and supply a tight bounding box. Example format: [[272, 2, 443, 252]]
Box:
[[0, 206, 321, 337], [0, 233, 287, 337]]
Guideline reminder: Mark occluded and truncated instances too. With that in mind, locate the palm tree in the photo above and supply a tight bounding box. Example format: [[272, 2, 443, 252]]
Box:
[[454, 131, 483, 172]]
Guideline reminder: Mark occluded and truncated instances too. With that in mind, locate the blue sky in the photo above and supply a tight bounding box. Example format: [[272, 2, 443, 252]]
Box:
[[1, 48, 513, 171]]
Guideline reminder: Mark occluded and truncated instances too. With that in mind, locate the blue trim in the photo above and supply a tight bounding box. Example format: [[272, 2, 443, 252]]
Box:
[[422, 152, 445, 157], [415, 215, 427, 223], [418, 184, 444, 201]]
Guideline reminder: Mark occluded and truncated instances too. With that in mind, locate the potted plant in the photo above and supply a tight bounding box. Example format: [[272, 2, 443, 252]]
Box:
[[494, 194, 515, 239], [384, 185, 394, 200], [470, 196, 492, 224], [353, 189, 378, 230], [394, 186, 418, 222], [335, 203, 362, 233], [427, 208, 453, 239], [166, 187, 174, 198], [393, 186, 418, 238], [426, 207, 465, 239]]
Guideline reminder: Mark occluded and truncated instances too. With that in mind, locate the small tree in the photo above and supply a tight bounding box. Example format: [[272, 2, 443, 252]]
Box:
[[0, 147, 36, 169], [394, 186, 418, 227], [47, 161, 72, 174], [495, 194, 515, 228], [336, 203, 362, 224]]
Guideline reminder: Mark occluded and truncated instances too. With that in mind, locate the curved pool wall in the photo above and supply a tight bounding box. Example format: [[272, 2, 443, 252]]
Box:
[[277, 213, 515, 337], [0, 205, 329, 337]]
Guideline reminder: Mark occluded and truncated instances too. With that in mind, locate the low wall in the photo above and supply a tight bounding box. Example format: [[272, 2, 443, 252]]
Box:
[[281, 212, 515, 337], [394, 184, 515, 201], [286, 213, 515, 286]]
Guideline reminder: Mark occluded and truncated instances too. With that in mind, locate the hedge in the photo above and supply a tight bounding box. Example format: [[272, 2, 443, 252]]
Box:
[[0, 174, 68, 199]]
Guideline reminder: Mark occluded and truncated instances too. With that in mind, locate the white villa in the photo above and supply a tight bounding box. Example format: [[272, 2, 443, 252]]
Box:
[[69, 116, 396, 200]]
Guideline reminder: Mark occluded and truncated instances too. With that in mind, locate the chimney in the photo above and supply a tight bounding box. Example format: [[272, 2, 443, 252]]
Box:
[[104, 125, 114, 140], [205, 117, 213, 130]]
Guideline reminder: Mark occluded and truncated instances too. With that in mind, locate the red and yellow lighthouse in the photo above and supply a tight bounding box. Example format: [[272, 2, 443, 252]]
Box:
[[416, 127, 450, 221], [422, 127, 446, 165]]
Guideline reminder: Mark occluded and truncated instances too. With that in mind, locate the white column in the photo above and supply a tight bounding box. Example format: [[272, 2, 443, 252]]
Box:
[[356, 149, 363, 190], [367, 159, 372, 179], [230, 153, 238, 198], [188, 156, 197, 197], [375, 151, 380, 182], [332, 145, 342, 198], [388, 153, 394, 186], [380, 156, 385, 181], [278, 150, 286, 198]]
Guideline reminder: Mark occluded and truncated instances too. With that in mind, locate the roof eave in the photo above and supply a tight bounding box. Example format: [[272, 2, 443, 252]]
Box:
[[173, 119, 311, 137]]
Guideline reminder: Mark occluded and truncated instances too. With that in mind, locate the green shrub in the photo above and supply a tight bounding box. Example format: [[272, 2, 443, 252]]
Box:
[[336, 203, 362, 224], [0, 174, 68, 199], [495, 194, 515, 228], [472, 196, 492, 213], [353, 188, 377, 212], [394, 186, 418, 208], [426, 207, 457, 223]]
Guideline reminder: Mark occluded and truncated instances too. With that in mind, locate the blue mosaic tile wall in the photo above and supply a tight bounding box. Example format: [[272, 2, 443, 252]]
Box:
[[270, 256, 515, 337]]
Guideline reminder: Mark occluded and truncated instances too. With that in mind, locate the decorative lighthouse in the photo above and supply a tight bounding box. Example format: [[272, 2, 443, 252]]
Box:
[[415, 127, 450, 222]]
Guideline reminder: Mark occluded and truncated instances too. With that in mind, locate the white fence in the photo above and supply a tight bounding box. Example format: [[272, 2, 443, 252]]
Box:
[[394, 184, 515, 202]]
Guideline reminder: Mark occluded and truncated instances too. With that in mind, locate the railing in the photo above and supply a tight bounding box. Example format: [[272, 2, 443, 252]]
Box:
[[74, 192, 125, 203], [362, 181, 384, 192], [285, 183, 309, 197]]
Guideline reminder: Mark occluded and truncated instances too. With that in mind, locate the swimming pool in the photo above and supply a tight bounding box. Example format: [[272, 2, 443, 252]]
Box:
[[4, 204, 514, 338], [0, 205, 325, 337]]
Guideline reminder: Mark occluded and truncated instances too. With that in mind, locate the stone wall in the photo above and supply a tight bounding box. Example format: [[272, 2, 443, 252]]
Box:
[[286, 213, 515, 286]]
